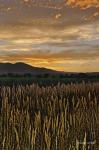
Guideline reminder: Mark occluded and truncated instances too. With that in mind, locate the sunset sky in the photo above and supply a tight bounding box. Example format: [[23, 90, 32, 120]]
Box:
[[0, 0, 99, 72]]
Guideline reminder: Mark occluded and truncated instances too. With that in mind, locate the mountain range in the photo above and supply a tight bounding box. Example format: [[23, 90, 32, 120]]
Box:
[[0, 62, 99, 76], [0, 62, 60, 75]]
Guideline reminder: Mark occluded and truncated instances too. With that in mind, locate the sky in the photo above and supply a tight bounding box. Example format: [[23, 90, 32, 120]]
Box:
[[0, 0, 99, 72]]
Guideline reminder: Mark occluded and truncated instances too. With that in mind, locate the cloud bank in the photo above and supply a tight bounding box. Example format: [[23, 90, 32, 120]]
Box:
[[0, 0, 99, 72]]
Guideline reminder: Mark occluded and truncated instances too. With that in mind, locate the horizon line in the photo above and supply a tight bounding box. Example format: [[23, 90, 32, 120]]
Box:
[[0, 61, 99, 74]]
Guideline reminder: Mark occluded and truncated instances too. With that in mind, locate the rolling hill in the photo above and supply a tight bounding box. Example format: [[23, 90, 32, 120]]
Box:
[[0, 62, 60, 75]]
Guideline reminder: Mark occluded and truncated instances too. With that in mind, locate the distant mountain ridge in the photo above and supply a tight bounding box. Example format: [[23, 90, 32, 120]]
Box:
[[0, 62, 99, 76], [0, 62, 61, 75]]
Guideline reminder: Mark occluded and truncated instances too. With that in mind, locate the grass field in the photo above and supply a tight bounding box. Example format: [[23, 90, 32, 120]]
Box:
[[0, 82, 99, 150]]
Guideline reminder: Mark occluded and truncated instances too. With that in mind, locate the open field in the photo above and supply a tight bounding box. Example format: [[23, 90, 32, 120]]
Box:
[[0, 82, 99, 150]]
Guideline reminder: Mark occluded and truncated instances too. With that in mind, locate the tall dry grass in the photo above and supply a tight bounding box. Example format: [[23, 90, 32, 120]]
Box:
[[0, 82, 99, 150]]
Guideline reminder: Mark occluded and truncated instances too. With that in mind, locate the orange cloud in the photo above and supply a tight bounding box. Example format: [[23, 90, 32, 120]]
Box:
[[21, 0, 99, 9], [66, 0, 99, 9], [83, 11, 99, 21], [0, 54, 99, 72], [55, 13, 62, 19], [92, 11, 99, 17]]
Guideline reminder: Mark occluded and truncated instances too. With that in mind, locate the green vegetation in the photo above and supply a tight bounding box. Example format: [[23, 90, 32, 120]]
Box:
[[0, 74, 99, 86], [0, 82, 99, 149]]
